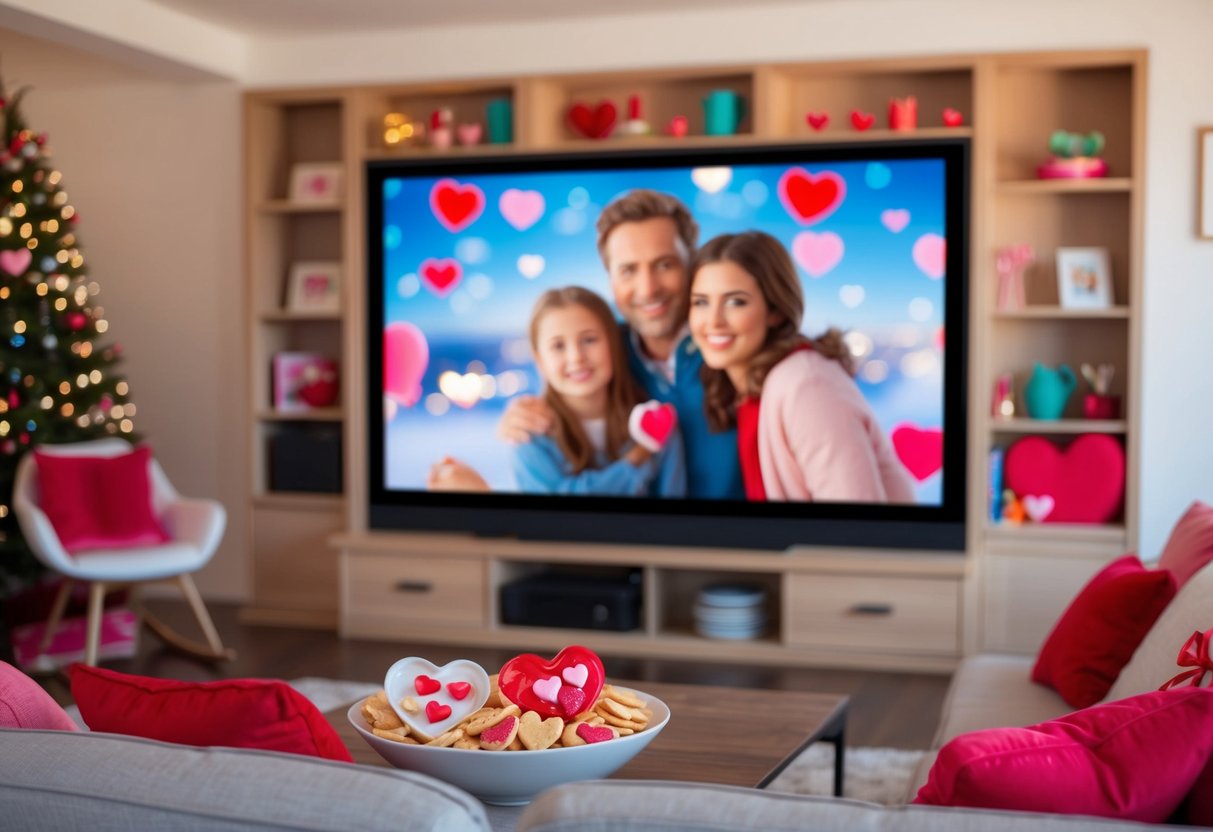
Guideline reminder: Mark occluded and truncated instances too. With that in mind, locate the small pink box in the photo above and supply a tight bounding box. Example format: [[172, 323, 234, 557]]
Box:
[[10, 608, 139, 671]]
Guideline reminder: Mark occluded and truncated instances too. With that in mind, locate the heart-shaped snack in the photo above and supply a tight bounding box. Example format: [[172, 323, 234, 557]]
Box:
[[628, 400, 678, 453], [479, 714, 520, 751], [384, 657, 490, 740], [518, 710, 564, 750], [498, 645, 605, 719], [576, 722, 618, 745]]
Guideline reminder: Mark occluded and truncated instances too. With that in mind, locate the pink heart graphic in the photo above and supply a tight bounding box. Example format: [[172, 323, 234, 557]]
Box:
[[533, 676, 562, 703], [912, 233, 946, 279], [881, 209, 910, 233], [499, 188, 545, 231], [0, 249, 32, 276], [429, 178, 485, 233], [891, 423, 943, 482], [419, 258, 462, 296], [384, 321, 429, 408], [557, 686, 586, 717], [1022, 494, 1056, 522], [791, 231, 844, 278], [562, 663, 589, 688], [778, 168, 846, 226]]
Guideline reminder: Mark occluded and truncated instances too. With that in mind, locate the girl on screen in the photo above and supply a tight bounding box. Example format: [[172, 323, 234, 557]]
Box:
[[512, 286, 685, 497], [688, 231, 914, 504]]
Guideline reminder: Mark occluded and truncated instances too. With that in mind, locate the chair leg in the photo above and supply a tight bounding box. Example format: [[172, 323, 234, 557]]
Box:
[[140, 575, 235, 662], [84, 582, 106, 667], [38, 579, 74, 655]]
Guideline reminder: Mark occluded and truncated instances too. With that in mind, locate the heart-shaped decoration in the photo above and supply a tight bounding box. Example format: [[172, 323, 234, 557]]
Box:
[[850, 110, 875, 131], [1022, 494, 1056, 522], [691, 166, 732, 194], [777, 167, 846, 226], [447, 681, 472, 700], [437, 370, 482, 409], [912, 233, 946, 280], [791, 230, 844, 278], [838, 284, 865, 309], [665, 115, 689, 138], [567, 100, 617, 139], [576, 723, 616, 744], [384, 657, 490, 739], [533, 676, 562, 703], [518, 710, 563, 750], [890, 423, 944, 482], [517, 253, 545, 279], [806, 112, 829, 131], [0, 249, 31, 276], [942, 107, 964, 127], [628, 400, 677, 453], [419, 257, 463, 296], [429, 178, 485, 233], [498, 645, 605, 719], [880, 208, 910, 233], [499, 188, 545, 231], [480, 715, 520, 750], [456, 122, 483, 146], [557, 686, 587, 718], [562, 664, 589, 687], [1004, 434, 1125, 524]]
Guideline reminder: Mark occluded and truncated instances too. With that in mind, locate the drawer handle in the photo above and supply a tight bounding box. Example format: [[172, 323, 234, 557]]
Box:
[[849, 603, 894, 616], [395, 581, 434, 593]]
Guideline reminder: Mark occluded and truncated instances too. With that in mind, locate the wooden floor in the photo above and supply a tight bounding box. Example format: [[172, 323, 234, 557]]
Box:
[[28, 599, 951, 749]]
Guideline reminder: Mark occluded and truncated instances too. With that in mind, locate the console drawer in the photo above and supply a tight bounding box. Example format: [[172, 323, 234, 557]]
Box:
[[343, 554, 485, 631], [785, 574, 959, 654]]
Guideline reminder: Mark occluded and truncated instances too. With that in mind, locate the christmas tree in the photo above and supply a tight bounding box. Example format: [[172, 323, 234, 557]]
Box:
[[0, 77, 138, 595]]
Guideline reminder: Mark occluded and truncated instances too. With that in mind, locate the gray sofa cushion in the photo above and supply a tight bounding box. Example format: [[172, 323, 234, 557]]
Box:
[[0, 728, 489, 831]]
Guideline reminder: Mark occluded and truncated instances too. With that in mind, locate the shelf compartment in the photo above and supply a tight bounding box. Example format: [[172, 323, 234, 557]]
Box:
[[250, 212, 343, 314], [364, 82, 515, 154], [655, 568, 780, 644], [495, 561, 645, 633], [987, 323, 1130, 417], [246, 97, 344, 202]]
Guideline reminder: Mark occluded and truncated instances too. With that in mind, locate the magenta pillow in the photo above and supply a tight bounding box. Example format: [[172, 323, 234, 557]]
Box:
[[1032, 554, 1176, 708], [70, 664, 352, 762], [914, 687, 1213, 822], [35, 445, 169, 553], [0, 660, 79, 730], [1158, 501, 1213, 588]]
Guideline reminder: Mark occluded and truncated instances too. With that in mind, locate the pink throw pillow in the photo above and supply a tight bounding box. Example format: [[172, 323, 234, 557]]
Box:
[[914, 687, 1213, 822], [1032, 554, 1176, 708], [35, 445, 169, 553], [70, 664, 353, 762], [1158, 501, 1213, 588], [0, 660, 79, 730]]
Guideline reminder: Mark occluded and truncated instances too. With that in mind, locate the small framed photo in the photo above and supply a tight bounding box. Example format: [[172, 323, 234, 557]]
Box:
[[288, 162, 343, 203], [1056, 247, 1113, 309], [286, 261, 341, 313], [272, 352, 340, 412]]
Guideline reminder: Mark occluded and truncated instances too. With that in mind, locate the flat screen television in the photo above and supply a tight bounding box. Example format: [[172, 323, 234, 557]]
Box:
[[366, 139, 969, 551]]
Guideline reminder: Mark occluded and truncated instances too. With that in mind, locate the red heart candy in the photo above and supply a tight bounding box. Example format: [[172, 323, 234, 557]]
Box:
[[891, 423, 943, 482], [415, 674, 441, 696], [942, 107, 964, 127], [429, 178, 485, 233], [480, 715, 518, 745], [567, 100, 617, 139], [425, 700, 452, 723], [576, 723, 615, 744], [498, 645, 605, 719], [806, 112, 829, 131], [557, 686, 586, 717], [777, 167, 846, 226], [419, 257, 462, 297], [850, 110, 875, 131], [447, 681, 472, 700]]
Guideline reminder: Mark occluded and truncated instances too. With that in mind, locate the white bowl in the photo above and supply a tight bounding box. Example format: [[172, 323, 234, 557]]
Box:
[[347, 686, 670, 805]]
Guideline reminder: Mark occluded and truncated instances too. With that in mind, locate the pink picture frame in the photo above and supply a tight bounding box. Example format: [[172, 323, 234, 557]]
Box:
[[288, 162, 343, 204]]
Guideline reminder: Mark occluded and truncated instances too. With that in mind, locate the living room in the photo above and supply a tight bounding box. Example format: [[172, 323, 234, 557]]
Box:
[[2, 0, 1213, 829]]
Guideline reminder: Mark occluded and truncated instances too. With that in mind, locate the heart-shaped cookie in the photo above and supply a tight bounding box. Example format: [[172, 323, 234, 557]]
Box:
[[518, 710, 564, 750], [498, 645, 605, 719], [384, 657, 489, 739]]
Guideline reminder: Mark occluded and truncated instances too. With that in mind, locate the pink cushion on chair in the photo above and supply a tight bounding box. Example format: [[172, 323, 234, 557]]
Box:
[[0, 660, 79, 730], [34, 445, 169, 554], [914, 687, 1213, 822], [1158, 501, 1213, 588]]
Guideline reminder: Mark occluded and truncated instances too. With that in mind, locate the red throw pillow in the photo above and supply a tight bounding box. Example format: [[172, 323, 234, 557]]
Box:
[[914, 687, 1213, 822], [35, 446, 169, 553], [1158, 501, 1213, 588], [70, 665, 352, 762], [0, 660, 80, 730], [1032, 554, 1176, 708]]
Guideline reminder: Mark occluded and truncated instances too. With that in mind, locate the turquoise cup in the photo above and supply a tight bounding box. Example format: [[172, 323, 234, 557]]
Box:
[[486, 98, 513, 144], [702, 89, 746, 136]]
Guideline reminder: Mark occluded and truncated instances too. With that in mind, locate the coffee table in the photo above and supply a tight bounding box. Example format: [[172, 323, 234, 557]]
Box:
[[326, 679, 848, 794]]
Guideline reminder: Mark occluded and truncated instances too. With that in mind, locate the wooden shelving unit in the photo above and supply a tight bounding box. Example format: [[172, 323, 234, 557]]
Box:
[[242, 49, 1146, 666]]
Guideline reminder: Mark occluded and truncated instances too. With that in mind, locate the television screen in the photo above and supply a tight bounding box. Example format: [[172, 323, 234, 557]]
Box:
[[367, 140, 968, 550]]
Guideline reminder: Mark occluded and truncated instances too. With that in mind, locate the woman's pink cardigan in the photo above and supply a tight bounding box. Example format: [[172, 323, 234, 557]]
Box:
[[756, 349, 916, 503]]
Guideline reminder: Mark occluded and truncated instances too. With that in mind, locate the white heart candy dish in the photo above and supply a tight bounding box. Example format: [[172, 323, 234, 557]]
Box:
[[384, 657, 490, 739]]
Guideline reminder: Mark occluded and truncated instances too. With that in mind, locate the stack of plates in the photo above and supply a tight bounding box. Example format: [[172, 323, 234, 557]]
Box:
[[693, 584, 768, 640]]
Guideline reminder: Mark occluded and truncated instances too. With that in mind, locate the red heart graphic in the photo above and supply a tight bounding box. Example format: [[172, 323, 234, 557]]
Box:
[[1003, 434, 1125, 524], [850, 110, 875, 131], [429, 178, 485, 233], [419, 258, 462, 297], [806, 112, 829, 131], [498, 645, 605, 719], [415, 674, 441, 695], [576, 723, 615, 744], [447, 681, 472, 700], [777, 167, 846, 226], [639, 403, 676, 447], [567, 100, 617, 139], [480, 715, 518, 745], [891, 423, 943, 482], [557, 686, 586, 718], [942, 108, 964, 127], [425, 700, 452, 723]]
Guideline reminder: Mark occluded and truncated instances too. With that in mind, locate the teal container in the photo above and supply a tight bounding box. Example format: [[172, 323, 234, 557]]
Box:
[[1023, 363, 1076, 420], [702, 89, 746, 136], [485, 98, 513, 144]]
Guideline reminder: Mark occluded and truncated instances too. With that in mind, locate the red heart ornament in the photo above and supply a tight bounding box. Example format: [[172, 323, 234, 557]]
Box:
[[415, 674, 441, 695], [567, 100, 617, 139], [942, 107, 964, 127], [576, 723, 615, 744], [806, 112, 829, 131], [498, 645, 605, 719], [666, 115, 689, 138], [777, 167, 846, 226], [891, 423, 943, 482], [447, 681, 472, 700], [425, 700, 452, 723], [419, 257, 462, 297], [850, 110, 875, 131], [429, 178, 485, 232], [1003, 434, 1125, 524]]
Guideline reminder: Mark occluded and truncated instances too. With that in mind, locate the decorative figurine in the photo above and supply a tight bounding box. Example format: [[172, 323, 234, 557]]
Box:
[[995, 243, 1034, 311], [618, 95, 651, 137], [1037, 130, 1108, 179]]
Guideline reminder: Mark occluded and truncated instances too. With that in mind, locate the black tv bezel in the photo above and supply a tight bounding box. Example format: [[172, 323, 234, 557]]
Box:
[[365, 139, 970, 551]]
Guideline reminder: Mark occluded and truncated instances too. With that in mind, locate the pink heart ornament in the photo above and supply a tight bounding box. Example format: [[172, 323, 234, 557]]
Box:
[[880, 209, 910, 233], [533, 675, 563, 703], [912, 233, 946, 279], [0, 249, 32, 276], [562, 663, 589, 688], [384, 657, 489, 739], [499, 188, 545, 231], [1022, 494, 1056, 523], [791, 230, 844, 278], [456, 122, 483, 146]]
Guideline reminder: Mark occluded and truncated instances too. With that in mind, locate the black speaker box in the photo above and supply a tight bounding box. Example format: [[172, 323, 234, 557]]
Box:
[[500, 571, 642, 632], [269, 423, 342, 493]]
